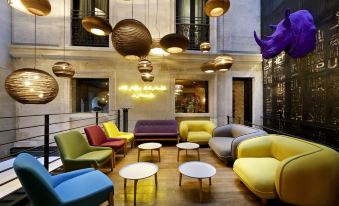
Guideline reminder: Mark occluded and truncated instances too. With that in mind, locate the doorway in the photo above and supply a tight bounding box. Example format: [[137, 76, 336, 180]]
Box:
[[232, 78, 252, 125]]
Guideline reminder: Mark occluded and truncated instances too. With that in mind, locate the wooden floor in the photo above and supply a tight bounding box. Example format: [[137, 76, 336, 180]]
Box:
[[105, 144, 265, 206]]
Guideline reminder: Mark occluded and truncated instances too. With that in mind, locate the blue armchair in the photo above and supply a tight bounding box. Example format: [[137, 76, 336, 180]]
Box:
[[13, 153, 114, 206]]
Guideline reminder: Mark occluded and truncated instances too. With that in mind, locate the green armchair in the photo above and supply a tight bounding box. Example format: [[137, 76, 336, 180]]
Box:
[[55, 131, 114, 172]]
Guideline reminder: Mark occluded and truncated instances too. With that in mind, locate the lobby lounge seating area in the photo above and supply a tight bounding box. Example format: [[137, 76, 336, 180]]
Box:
[[0, 0, 339, 205]]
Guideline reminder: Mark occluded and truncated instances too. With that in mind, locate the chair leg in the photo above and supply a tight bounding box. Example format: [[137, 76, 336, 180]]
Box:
[[111, 152, 115, 170], [124, 143, 127, 157], [108, 192, 114, 206]]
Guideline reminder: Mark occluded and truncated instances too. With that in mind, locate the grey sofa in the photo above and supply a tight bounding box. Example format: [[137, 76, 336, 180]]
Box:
[[208, 124, 267, 161]]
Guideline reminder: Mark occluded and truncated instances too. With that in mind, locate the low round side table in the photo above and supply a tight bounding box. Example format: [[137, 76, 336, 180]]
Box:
[[178, 161, 216, 202], [176, 142, 200, 162], [138, 142, 162, 162], [119, 162, 158, 205]]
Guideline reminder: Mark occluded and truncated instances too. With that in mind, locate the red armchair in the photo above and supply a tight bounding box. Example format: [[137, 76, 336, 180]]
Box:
[[84, 125, 127, 167]]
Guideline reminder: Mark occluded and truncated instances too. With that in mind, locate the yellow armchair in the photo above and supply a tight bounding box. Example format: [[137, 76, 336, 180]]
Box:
[[233, 135, 339, 205], [179, 120, 216, 144], [103, 122, 134, 147]]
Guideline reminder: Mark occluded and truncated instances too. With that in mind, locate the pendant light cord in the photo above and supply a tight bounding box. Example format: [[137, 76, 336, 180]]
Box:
[[222, 2, 225, 55], [131, 0, 134, 19], [63, 0, 66, 60], [34, 15, 37, 69], [155, 0, 160, 38]]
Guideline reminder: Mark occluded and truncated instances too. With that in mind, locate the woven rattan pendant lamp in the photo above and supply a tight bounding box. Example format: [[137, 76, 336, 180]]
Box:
[[112, 0, 152, 60], [205, 0, 230, 17], [5, 16, 59, 104], [8, 0, 51, 16], [52, 0, 75, 78], [82, 16, 112, 36], [160, 33, 189, 54]]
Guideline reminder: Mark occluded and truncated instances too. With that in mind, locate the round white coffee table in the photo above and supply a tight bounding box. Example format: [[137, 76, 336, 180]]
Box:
[[119, 162, 158, 205], [176, 142, 200, 162], [178, 161, 216, 202], [138, 142, 162, 162]]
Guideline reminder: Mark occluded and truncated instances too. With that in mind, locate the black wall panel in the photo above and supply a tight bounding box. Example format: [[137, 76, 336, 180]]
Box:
[[261, 0, 339, 149]]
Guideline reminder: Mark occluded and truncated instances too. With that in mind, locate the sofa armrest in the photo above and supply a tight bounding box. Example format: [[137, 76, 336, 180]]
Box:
[[237, 136, 272, 158], [212, 125, 232, 137], [179, 122, 188, 141], [276, 149, 339, 205], [231, 131, 268, 159], [204, 122, 216, 135]]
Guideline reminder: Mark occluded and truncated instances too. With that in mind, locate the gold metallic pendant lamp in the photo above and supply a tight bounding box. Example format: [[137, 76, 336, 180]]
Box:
[[205, 0, 230, 17], [111, 19, 152, 60], [150, 38, 170, 56], [138, 59, 153, 73], [8, 0, 51, 16], [141, 73, 154, 82], [160, 33, 189, 54], [200, 42, 211, 53], [200, 61, 217, 73], [215, 56, 233, 71], [82, 16, 113, 36], [53, 0, 75, 78], [5, 16, 59, 104]]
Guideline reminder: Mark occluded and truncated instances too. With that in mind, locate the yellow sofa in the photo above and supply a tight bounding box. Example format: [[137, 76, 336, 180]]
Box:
[[233, 134, 339, 205], [103, 122, 135, 147], [179, 120, 216, 144]]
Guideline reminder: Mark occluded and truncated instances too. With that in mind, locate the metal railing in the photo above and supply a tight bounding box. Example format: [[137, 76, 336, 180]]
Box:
[[0, 108, 131, 200], [176, 16, 209, 50]]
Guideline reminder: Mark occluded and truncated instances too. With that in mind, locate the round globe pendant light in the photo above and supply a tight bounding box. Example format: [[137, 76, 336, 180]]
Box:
[[137, 59, 153, 73], [97, 91, 109, 107], [5, 68, 59, 104], [8, 0, 51, 16], [82, 16, 113, 36], [200, 42, 211, 53], [160, 33, 189, 54], [215, 56, 233, 71], [150, 38, 170, 56], [111, 19, 152, 60], [200, 61, 216, 73], [141, 73, 154, 82], [52, 62, 75, 77], [205, 0, 230, 17]]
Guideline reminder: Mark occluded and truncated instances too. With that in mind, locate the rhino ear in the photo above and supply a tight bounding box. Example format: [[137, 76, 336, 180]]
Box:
[[283, 8, 292, 28]]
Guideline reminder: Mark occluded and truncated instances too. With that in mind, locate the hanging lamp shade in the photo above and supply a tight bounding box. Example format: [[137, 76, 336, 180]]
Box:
[[111, 19, 152, 60], [141, 73, 154, 82], [97, 91, 109, 107], [200, 42, 211, 53], [82, 16, 112, 36], [5, 68, 59, 104], [52, 62, 75, 78], [200, 61, 216, 73], [205, 0, 230, 17], [137, 59, 153, 73], [215, 56, 233, 71], [150, 38, 170, 56], [160, 33, 189, 54], [8, 0, 51, 16]]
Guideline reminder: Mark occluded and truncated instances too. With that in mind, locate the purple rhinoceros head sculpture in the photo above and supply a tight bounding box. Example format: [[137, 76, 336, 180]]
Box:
[[254, 9, 316, 59]]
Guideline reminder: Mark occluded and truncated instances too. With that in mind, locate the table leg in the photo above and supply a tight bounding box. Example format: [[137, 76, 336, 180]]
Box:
[[134, 179, 138, 205], [209, 177, 212, 185], [138, 149, 140, 162], [158, 149, 161, 162], [179, 173, 182, 186], [155, 173, 158, 188], [197, 148, 200, 161], [124, 179, 127, 190], [177, 148, 180, 162], [199, 179, 202, 202]]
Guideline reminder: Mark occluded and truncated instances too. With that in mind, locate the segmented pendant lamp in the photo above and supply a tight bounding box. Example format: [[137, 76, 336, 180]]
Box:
[[52, 0, 75, 78], [8, 0, 51, 16]]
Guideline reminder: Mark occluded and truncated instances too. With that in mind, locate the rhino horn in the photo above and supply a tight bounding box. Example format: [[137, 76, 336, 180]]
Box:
[[254, 31, 267, 48], [283, 9, 292, 27]]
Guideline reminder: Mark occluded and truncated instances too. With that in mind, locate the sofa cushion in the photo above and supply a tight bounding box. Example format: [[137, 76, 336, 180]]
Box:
[[187, 131, 212, 143], [208, 137, 233, 160], [134, 132, 178, 137], [233, 157, 280, 199], [76, 150, 112, 164]]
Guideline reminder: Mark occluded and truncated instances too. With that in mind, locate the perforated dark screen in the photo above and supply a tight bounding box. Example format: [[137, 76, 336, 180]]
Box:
[[261, 0, 339, 150]]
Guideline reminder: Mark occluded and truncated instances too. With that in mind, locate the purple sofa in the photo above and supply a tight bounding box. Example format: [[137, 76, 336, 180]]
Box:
[[133, 120, 179, 143]]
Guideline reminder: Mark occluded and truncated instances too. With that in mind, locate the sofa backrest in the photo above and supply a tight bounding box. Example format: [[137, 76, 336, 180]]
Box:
[[55, 131, 90, 159], [231, 124, 260, 138], [134, 120, 178, 133], [182, 120, 215, 132], [84, 125, 107, 146], [270, 135, 321, 161]]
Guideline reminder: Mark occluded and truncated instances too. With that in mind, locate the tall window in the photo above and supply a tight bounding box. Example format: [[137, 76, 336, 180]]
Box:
[[72, 78, 109, 113], [72, 0, 109, 47], [175, 80, 209, 113], [176, 0, 209, 50]]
